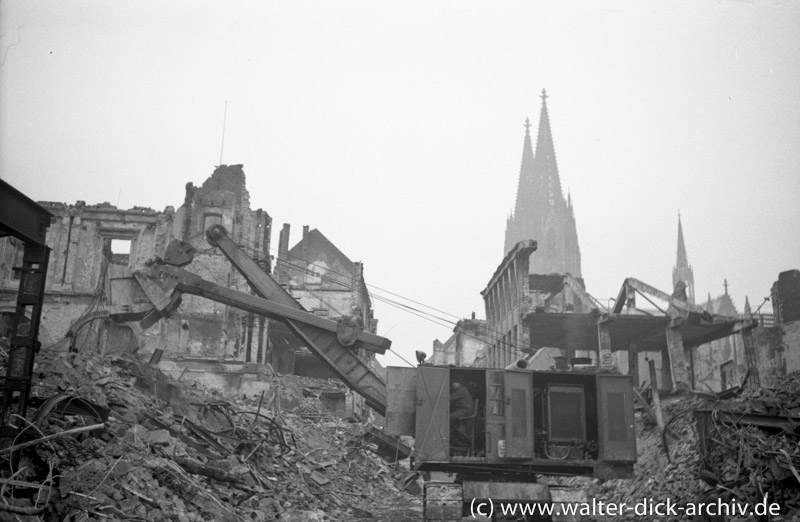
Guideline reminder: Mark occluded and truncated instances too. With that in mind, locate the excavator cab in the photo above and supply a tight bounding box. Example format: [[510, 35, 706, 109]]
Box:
[[386, 365, 636, 479]]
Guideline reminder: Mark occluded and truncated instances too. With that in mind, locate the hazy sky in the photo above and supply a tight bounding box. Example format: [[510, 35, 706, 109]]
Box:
[[2, 0, 798, 368]]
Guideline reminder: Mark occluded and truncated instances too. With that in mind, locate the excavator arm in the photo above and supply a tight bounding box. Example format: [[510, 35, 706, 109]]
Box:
[[108, 226, 390, 415]]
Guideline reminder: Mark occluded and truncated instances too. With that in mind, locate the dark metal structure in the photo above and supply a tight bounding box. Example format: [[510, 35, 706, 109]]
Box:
[[107, 224, 390, 414], [386, 365, 636, 479], [0, 179, 52, 437]]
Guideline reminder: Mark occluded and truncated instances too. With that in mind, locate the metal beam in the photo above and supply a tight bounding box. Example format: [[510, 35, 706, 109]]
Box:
[[205, 224, 302, 310], [0, 179, 52, 246], [115, 264, 390, 413], [695, 409, 799, 431], [145, 264, 390, 353]]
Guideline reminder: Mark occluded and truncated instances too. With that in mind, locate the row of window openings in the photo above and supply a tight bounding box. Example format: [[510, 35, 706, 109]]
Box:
[[487, 271, 520, 323], [9, 213, 259, 278], [489, 328, 518, 368]]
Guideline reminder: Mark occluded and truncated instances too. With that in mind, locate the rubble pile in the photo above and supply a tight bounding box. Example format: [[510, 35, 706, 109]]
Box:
[[0, 344, 421, 521], [594, 374, 800, 522], [699, 373, 800, 518], [589, 395, 706, 522]]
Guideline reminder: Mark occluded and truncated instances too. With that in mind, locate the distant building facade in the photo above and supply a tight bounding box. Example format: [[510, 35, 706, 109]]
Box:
[[271, 225, 379, 384], [430, 315, 491, 367], [504, 90, 581, 276]]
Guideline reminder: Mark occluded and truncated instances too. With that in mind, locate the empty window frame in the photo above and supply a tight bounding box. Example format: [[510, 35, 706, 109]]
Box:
[[103, 238, 133, 265]]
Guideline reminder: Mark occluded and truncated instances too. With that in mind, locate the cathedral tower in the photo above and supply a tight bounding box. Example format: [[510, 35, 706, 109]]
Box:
[[504, 89, 582, 276]]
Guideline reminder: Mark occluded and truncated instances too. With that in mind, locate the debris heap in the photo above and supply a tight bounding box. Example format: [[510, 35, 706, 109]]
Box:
[[697, 372, 800, 519], [593, 373, 800, 522], [0, 343, 421, 521]]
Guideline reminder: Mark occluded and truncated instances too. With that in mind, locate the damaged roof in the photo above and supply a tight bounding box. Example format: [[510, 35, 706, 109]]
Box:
[[287, 228, 356, 275]]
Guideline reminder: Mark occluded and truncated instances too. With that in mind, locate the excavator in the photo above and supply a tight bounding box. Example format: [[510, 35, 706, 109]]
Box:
[[106, 225, 637, 521]]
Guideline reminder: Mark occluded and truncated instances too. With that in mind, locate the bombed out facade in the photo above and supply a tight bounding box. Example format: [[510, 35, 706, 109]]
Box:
[[1, 166, 270, 360], [665, 219, 800, 392], [0, 165, 378, 394]]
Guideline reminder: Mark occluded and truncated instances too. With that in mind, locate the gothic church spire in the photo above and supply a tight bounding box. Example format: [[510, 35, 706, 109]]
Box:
[[533, 89, 563, 205], [672, 212, 695, 304], [512, 118, 535, 222], [504, 89, 582, 277]]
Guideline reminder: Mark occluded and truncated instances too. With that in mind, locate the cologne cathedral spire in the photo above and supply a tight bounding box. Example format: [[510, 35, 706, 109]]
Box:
[[505, 89, 582, 276]]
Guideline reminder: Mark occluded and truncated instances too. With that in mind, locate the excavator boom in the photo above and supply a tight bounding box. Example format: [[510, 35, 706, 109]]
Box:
[[109, 226, 390, 415]]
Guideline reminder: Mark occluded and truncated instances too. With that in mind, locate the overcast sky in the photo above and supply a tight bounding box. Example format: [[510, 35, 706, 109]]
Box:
[[2, 0, 798, 368]]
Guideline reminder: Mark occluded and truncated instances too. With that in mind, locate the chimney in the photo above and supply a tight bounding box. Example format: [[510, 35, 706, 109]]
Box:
[[182, 182, 195, 241], [277, 223, 290, 282], [302, 226, 310, 284]]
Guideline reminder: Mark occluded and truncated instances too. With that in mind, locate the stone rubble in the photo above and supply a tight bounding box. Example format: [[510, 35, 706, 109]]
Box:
[[575, 373, 800, 522], [5, 332, 799, 522], [0, 341, 421, 521]]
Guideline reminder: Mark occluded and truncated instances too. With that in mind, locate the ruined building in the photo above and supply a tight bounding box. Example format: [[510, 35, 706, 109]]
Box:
[[481, 241, 536, 368], [480, 240, 600, 369], [0, 166, 272, 390], [430, 315, 492, 368], [161, 165, 272, 363], [504, 89, 581, 276], [690, 275, 800, 392], [670, 218, 749, 391], [0, 165, 378, 396], [670, 218, 800, 391]]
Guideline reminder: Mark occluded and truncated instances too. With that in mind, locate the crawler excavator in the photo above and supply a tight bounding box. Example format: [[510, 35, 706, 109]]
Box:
[[105, 225, 637, 521]]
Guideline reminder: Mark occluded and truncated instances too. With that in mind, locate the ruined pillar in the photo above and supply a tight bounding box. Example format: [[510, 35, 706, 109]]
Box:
[[64, 213, 83, 287], [685, 344, 695, 390], [597, 320, 614, 371], [276, 223, 290, 283], [627, 342, 639, 387], [742, 327, 761, 388], [256, 316, 266, 364], [182, 183, 194, 241], [659, 347, 673, 391], [665, 328, 690, 392]]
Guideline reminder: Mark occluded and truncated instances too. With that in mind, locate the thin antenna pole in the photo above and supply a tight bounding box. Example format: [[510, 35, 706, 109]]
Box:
[[219, 100, 228, 165]]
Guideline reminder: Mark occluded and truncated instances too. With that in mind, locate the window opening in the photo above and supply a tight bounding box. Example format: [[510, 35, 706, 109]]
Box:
[[104, 238, 132, 265]]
